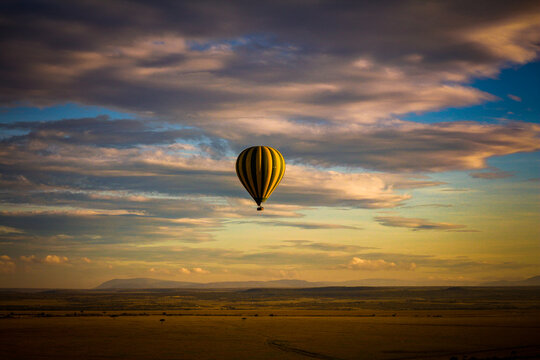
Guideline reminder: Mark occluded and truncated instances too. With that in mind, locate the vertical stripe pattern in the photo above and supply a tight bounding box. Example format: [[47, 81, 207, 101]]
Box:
[[236, 146, 286, 207]]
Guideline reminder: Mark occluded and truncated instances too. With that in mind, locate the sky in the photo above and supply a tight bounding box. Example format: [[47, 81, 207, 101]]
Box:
[[0, 0, 539, 288]]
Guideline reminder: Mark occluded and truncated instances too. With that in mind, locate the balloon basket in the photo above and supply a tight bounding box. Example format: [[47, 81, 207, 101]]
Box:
[[257, 206, 264, 211]]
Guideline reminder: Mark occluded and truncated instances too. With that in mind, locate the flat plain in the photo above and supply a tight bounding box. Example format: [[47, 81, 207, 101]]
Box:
[[1, 287, 540, 360]]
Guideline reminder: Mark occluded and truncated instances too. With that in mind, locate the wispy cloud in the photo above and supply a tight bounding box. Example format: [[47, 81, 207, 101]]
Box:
[[374, 216, 467, 231], [271, 240, 375, 252], [0, 225, 24, 234], [233, 220, 361, 230], [507, 94, 522, 102], [469, 168, 514, 179]]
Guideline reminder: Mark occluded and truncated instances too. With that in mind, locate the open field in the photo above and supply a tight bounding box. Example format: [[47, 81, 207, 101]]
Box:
[[1, 287, 540, 359]]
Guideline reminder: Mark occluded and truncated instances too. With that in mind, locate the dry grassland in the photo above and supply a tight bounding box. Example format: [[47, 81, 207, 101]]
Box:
[[1, 287, 539, 360]]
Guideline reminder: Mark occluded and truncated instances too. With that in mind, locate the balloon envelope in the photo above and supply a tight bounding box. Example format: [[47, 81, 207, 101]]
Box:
[[235, 146, 285, 210]]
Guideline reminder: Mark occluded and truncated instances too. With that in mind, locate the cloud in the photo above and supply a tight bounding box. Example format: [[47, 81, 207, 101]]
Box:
[[0, 213, 218, 246], [273, 240, 375, 252], [1, 3, 539, 163], [20, 254, 69, 264], [179, 267, 191, 275], [440, 188, 471, 192], [401, 203, 452, 209], [19, 255, 40, 264], [0, 255, 16, 273], [347, 257, 416, 271], [341, 252, 525, 273], [149, 267, 170, 275], [272, 269, 299, 279], [2, 208, 146, 217], [43, 255, 69, 264], [0, 116, 203, 148], [148, 267, 210, 275], [374, 216, 467, 231], [253, 121, 540, 173], [169, 218, 222, 228], [192, 267, 209, 274], [276, 165, 412, 207], [234, 220, 361, 230], [507, 94, 522, 102], [176, 267, 209, 275], [3, 115, 539, 181], [2, 1, 539, 121], [0, 225, 24, 234], [469, 169, 514, 179], [0, 122, 435, 222], [81, 257, 92, 264]]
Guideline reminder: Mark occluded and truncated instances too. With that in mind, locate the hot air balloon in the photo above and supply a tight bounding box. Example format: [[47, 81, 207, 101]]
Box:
[[235, 146, 285, 211]]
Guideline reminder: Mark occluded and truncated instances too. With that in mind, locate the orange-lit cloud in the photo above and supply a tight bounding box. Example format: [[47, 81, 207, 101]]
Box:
[[20, 254, 69, 265], [0, 226, 24, 234], [347, 257, 417, 271], [0, 255, 16, 274]]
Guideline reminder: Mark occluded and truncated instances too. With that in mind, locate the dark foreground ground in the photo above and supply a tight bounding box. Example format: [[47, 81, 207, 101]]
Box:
[[1, 287, 540, 360]]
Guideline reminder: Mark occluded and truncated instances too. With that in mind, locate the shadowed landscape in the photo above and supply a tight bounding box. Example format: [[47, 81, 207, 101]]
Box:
[[1, 286, 540, 360]]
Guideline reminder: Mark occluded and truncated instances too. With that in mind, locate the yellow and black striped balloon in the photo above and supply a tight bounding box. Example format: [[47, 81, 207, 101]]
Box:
[[235, 146, 285, 211]]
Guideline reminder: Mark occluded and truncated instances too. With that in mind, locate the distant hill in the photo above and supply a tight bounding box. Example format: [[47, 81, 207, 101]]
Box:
[[94, 275, 540, 290], [524, 275, 540, 285], [481, 275, 540, 286], [95, 278, 318, 290], [94, 277, 465, 290], [96, 278, 198, 289]]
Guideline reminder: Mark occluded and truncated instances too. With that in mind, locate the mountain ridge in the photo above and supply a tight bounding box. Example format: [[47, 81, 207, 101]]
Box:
[[94, 276, 540, 289], [95, 278, 318, 289]]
